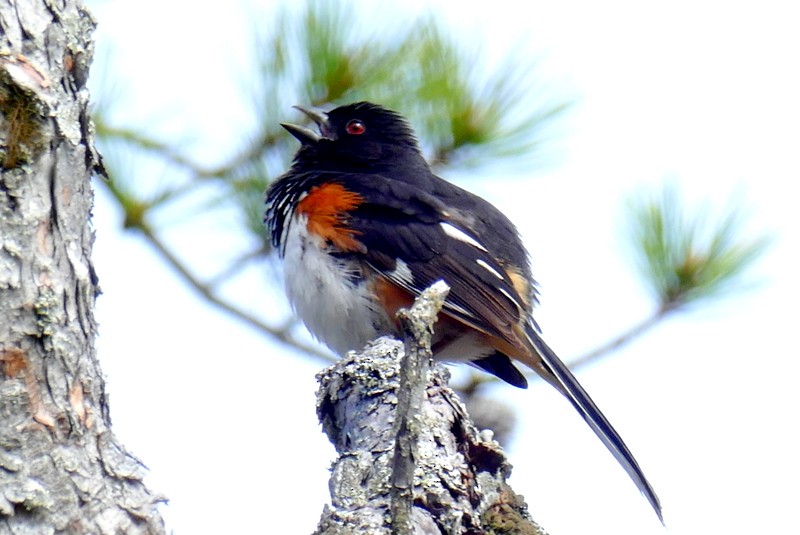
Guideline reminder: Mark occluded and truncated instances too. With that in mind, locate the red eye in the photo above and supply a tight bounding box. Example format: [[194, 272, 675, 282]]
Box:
[[345, 119, 366, 135]]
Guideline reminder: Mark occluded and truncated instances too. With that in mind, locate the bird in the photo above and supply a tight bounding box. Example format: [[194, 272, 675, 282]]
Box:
[[265, 101, 662, 522]]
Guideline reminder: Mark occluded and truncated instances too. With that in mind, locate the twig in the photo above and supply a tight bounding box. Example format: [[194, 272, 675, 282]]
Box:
[[137, 221, 336, 363], [390, 281, 450, 535], [566, 308, 670, 371], [97, 123, 212, 176], [98, 121, 284, 180], [206, 246, 270, 288], [457, 307, 673, 395]]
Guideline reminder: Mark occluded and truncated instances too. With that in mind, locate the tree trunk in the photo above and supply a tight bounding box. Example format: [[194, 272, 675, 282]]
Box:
[[0, 1, 165, 533]]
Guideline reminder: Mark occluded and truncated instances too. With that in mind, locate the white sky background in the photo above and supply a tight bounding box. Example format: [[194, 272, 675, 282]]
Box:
[[85, 1, 800, 534]]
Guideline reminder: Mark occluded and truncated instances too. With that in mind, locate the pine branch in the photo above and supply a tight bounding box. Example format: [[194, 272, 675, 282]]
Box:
[[137, 221, 335, 363]]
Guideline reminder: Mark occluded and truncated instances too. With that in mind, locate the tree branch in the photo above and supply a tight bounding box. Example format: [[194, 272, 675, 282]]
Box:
[[457, 304, 675, 403], [96, 120, 285, 181], [137, 222, 335, 363], [314, 285, 548, 535], [566, 308, 668, 371]]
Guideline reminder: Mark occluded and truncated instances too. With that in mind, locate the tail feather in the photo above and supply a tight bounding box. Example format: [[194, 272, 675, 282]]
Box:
[[524, 323, 664, 524]]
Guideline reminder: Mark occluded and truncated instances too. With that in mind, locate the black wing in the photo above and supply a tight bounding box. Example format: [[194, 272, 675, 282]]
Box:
[[339, 172, 529, 350]]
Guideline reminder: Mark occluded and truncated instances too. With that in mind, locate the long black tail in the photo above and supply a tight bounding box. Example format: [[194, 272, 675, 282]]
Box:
[[524, 322, 664, 524]]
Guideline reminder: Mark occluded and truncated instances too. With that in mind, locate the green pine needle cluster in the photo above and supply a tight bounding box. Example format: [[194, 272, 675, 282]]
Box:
[[630, 186, 770, 312]]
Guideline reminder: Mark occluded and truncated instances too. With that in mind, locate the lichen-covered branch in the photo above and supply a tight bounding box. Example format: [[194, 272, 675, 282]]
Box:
[[314, 285, 548, 535]]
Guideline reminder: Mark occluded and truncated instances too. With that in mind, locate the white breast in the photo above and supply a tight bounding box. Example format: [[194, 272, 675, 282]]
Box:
[[281, 214, 393, 355]]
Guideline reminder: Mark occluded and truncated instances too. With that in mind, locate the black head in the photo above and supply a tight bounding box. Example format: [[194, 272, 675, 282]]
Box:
[[281, 102, 427, 172]]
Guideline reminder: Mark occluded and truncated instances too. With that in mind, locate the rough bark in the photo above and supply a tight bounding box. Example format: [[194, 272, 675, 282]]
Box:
[[315, 284, 548, 535], [0, 1, 165, 533]]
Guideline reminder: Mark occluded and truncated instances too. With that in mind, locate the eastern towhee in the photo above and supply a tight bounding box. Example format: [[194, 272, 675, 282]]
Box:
[[265, 102, 662, 522]]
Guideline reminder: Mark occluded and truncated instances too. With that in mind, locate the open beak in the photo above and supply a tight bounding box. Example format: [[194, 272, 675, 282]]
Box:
[[280, 105, 333, 145]]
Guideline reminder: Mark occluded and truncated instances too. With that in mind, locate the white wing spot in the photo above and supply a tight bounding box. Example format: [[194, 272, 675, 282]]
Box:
[[440, 222, 488, 252], [391, 259, 414, 285], [476, 259, 505, 280]]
